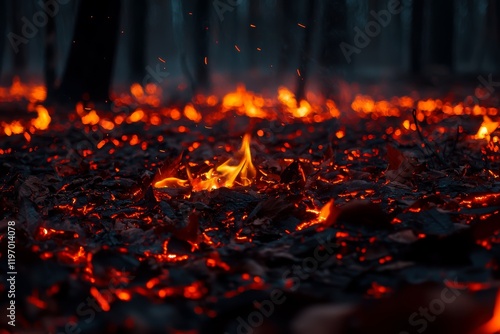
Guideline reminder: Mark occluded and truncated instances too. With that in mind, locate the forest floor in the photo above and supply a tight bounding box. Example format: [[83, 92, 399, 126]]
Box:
[[1, 99, 500, 334]]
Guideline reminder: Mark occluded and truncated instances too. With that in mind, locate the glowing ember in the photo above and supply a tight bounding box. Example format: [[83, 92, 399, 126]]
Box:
[[4, 79, 500, 142], [318, 199, 334, 223], [367, 282, 392, 298], [221, 84, 267, 118], [90, 287, 111, 312], [0, 77, 46, 103], [81, 110, 100, 125], [2, 120, 24, 136], [296, 199, 335, 231], [127, 108, 145, 123], [183, 104, 202, 122], [2, 105, 51, 136], [351, 94, 401, 117], [278, 87, 312, 118], [5, 74, 500, 332], [32, 105, 51, 130]]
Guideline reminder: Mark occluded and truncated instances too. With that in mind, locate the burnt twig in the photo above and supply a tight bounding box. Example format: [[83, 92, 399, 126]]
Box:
[[412, 109, 447, 167]]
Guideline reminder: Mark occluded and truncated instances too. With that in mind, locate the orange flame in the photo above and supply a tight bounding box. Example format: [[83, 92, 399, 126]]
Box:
[[155, 134, 257, 192], [296, 199, 334, 231], [475, 116, 499, 140], [154, 177, 190, 188], [191, 134, 256, 191], [476, 290, 500, 333]]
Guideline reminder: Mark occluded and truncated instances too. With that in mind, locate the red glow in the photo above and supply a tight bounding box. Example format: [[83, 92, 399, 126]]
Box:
[[476, 290, 500, 333]]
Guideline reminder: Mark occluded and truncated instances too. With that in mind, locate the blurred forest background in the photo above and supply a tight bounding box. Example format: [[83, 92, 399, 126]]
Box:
[[0, 0, 500, 103]]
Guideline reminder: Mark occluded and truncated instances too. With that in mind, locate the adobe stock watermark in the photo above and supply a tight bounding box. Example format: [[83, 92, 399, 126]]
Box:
[[8, 0, 71, 54], [227, 234, 338, 334], [452, 74, 499, 116], [472, 74, 499, 103], [142, 62, 170, 87], [259, 121, 288, 146], [399, 278, 467, 334], [213, 0, 243, 22], [340, 0, 403, 64]]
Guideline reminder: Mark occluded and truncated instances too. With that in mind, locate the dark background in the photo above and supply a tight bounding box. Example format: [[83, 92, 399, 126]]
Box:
[[0, 0, 499, 103]]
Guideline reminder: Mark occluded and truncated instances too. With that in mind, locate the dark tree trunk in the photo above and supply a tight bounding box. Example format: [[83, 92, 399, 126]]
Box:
[[278, 0, 295, 75], [318, 0, 347, 97], [429, 0, 454, 72], [487, 0, 500, 69], [56, 0, 122, 105], [192, 0, 210, 92], [128, 0, 147, 84], [495, 0, 500, 44], [318, 0, 347, 67], [170, 0, 194, 102], [0, 0, 6, 79], [44, 14, 57, 102], [496, 0, 500, 70], [410, 0, 425, 75], [472, 0, 500, 71], [11, 1, 28, 81], [296, 0, 317, 102]]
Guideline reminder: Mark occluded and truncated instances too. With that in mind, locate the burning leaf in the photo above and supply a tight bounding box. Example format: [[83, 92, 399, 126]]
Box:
[[296, 199, 335, 230], [280, 160, 306, 188], [297, 199, 389, 231]]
